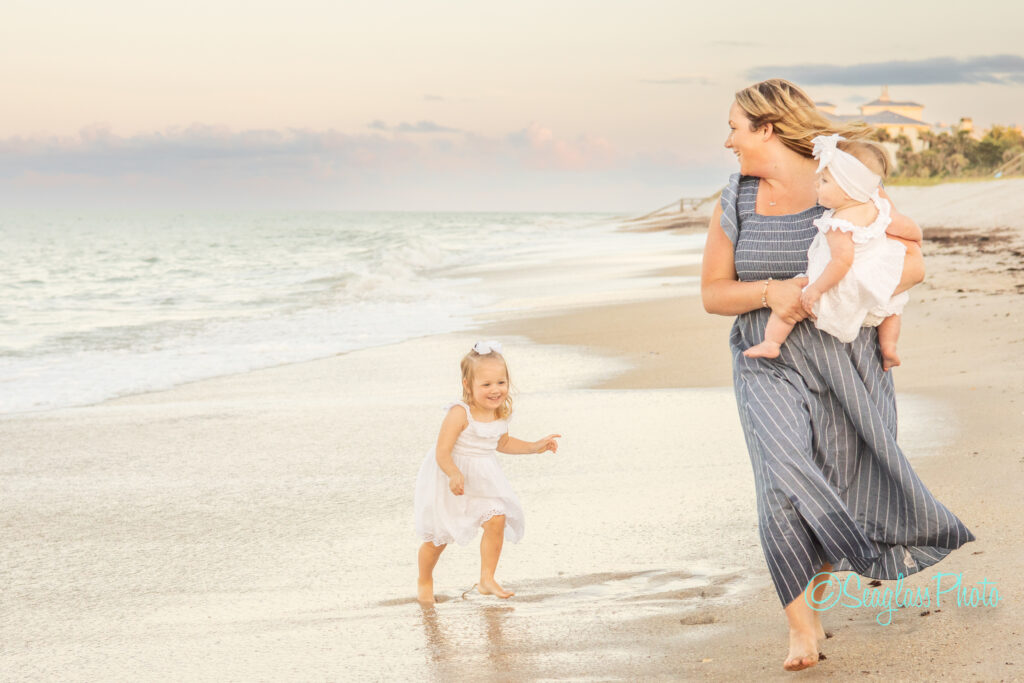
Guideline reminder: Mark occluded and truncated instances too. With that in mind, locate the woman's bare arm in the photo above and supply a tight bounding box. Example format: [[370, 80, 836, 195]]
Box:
[[875, 188, 925, 293], [879, 187, 923, 244], [894, 241, 925, 294], [701, 203, 809, 324]]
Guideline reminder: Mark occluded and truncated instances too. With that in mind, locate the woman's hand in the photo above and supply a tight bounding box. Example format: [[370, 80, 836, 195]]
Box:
[[448, 471, 465, 496], [533, 434, 561, 454], [766, 277, 810, 324]]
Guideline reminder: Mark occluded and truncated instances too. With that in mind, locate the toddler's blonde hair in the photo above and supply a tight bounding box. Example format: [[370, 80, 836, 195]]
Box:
[[460, 350, 513, 419]]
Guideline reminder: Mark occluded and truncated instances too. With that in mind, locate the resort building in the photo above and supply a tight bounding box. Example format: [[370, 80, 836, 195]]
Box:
[[818, 87, 932, 154], [859, 87, 924, 121]]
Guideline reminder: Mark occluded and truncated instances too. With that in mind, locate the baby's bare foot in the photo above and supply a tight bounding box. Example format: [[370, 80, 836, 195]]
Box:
[[478, 578, 514, 599], [783, 627, 819, 671], [744, 341, 782, 359], [417, 578, 435, 605], [882, 346, 901, 372]]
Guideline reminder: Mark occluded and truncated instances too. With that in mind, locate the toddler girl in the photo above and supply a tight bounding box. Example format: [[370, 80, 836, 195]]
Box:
[[744, 134, 920, 370], [414, 341, 560, 604]]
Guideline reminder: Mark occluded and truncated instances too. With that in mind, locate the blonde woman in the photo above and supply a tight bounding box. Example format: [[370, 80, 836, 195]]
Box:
[[701, 79, 974, 671]]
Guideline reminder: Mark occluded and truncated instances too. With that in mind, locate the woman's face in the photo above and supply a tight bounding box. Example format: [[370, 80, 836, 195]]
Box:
[[725, 102, 764, 175]]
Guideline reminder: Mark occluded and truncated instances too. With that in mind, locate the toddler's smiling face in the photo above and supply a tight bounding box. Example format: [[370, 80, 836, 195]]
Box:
[[464, 358, 509, 418]]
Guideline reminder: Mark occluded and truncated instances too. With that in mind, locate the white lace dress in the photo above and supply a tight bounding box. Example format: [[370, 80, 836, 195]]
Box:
[[414, 401, 525, 546], [806, 190, 910, 343]]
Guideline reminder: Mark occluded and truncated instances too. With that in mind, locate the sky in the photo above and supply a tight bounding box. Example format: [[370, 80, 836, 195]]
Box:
[[2, 0, 1023, 211]]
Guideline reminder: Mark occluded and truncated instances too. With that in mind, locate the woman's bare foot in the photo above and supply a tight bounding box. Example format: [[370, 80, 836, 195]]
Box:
[[417, 578, 436, 605], [478, 578, 514, 599], [783, 627, 820, 671], [813, 612, 828, 641], [744, 341, 782, 359], [881, 345, 901, 371]]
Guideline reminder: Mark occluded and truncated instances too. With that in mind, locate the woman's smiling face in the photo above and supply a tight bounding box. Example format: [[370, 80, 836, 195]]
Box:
[[725, 101, 764, 175]]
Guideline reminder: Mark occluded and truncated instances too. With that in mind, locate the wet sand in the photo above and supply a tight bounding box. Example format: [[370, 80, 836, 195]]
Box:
[[479, 181, 1024, 680], [3, 179, 1023, 680]]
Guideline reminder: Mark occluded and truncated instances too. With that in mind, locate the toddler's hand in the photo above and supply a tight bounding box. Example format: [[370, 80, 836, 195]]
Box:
[[800, 287, 821, 316], [534, 434, 561, 454], [448, 472, 465, 496]]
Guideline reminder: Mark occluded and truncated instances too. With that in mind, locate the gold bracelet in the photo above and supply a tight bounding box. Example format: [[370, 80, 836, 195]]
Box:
[[761, 277, 772, 308]]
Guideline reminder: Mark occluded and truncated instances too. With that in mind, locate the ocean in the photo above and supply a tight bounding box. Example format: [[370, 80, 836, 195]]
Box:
[[0, 210, 703, 413]]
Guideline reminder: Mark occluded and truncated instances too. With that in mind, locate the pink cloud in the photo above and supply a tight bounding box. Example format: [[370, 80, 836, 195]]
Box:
[[0, 121, 724, 210], [510, 122, 617, 170]]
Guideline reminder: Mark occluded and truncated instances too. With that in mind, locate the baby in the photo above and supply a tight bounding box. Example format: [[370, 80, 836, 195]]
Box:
[[744, 134, 921, 370]]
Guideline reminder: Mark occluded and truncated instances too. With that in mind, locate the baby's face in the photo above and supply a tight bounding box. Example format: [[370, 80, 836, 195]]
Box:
[[814, 168, 850, 209]]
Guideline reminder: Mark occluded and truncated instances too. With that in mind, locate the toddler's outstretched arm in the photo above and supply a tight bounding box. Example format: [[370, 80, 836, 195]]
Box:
[[435, 406, 469, 495], [497, 433, 561, 455], [801, 229, 855, 315]]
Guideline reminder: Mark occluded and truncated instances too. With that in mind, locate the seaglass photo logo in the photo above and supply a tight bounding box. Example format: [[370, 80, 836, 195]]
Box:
[[806, 571, 1001, 626]]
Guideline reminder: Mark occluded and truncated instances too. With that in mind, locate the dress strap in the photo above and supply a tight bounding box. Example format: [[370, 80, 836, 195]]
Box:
[[444, 400, 511, 426], [718, 172, 743, 246], [869, 188, 891, 221], [444, 400, 474, 422]]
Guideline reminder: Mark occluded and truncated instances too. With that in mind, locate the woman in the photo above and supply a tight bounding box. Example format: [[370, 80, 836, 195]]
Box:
[[700, 79, 974, 671]]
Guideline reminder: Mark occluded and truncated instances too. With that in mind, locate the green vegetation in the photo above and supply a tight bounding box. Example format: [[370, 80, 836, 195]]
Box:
[[876, 126, 1024, 180]]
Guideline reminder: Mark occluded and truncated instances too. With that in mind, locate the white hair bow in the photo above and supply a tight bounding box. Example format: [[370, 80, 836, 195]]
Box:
[[812, 133, 843, 173], [473, 340, 503, 355], [811, 134, 881, 203]]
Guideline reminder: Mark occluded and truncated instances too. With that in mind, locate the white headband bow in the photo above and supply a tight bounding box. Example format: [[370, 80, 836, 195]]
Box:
[[473, 340, 503, 355], [812, 134, 881, 203]]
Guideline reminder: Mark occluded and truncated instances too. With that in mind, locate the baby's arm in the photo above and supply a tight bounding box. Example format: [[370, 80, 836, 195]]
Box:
[[497, 432, 561, 455], [879, 188, 923, 245], [801, 228, 855, 314], [435, 406, 468, 494]]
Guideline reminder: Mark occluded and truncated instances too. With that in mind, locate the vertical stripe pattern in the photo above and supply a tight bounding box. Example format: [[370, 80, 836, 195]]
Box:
[[720, 173, 975, 607]]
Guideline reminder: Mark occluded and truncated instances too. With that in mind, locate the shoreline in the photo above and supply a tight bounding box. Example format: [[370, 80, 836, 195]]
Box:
[[473, 201, 1024, 678], [3, 179, 1023, 679]]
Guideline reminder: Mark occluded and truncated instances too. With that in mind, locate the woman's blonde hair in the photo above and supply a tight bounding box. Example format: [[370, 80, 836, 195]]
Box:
[[460, 350, 513, 419], [735, 79, 872, 158]]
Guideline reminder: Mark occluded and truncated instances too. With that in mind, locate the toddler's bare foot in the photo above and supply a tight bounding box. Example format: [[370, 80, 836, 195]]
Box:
[[478, 578, 514, 599], [417, 578, 435, 605], [881, 345, 901, 372], [783, 627, 820, 671], [744, 341, 781, 359]]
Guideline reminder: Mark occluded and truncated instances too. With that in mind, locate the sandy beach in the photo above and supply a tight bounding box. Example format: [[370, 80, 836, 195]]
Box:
[[3, 179, 1023, 681]]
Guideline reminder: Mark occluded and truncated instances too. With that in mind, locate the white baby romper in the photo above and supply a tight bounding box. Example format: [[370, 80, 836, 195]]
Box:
[[806, 190, 910, 343], [414, 401, 525, 546]]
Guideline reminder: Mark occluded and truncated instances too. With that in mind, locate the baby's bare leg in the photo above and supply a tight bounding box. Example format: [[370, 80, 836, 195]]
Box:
[[478, 514, 514, 598], [878, 315, 901, 371], [417, 541, 446, 604], [743, 312, 795, 359]]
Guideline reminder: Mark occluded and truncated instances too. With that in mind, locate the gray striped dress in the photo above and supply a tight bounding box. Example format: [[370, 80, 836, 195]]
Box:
[[720, 173, 974, 607]]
